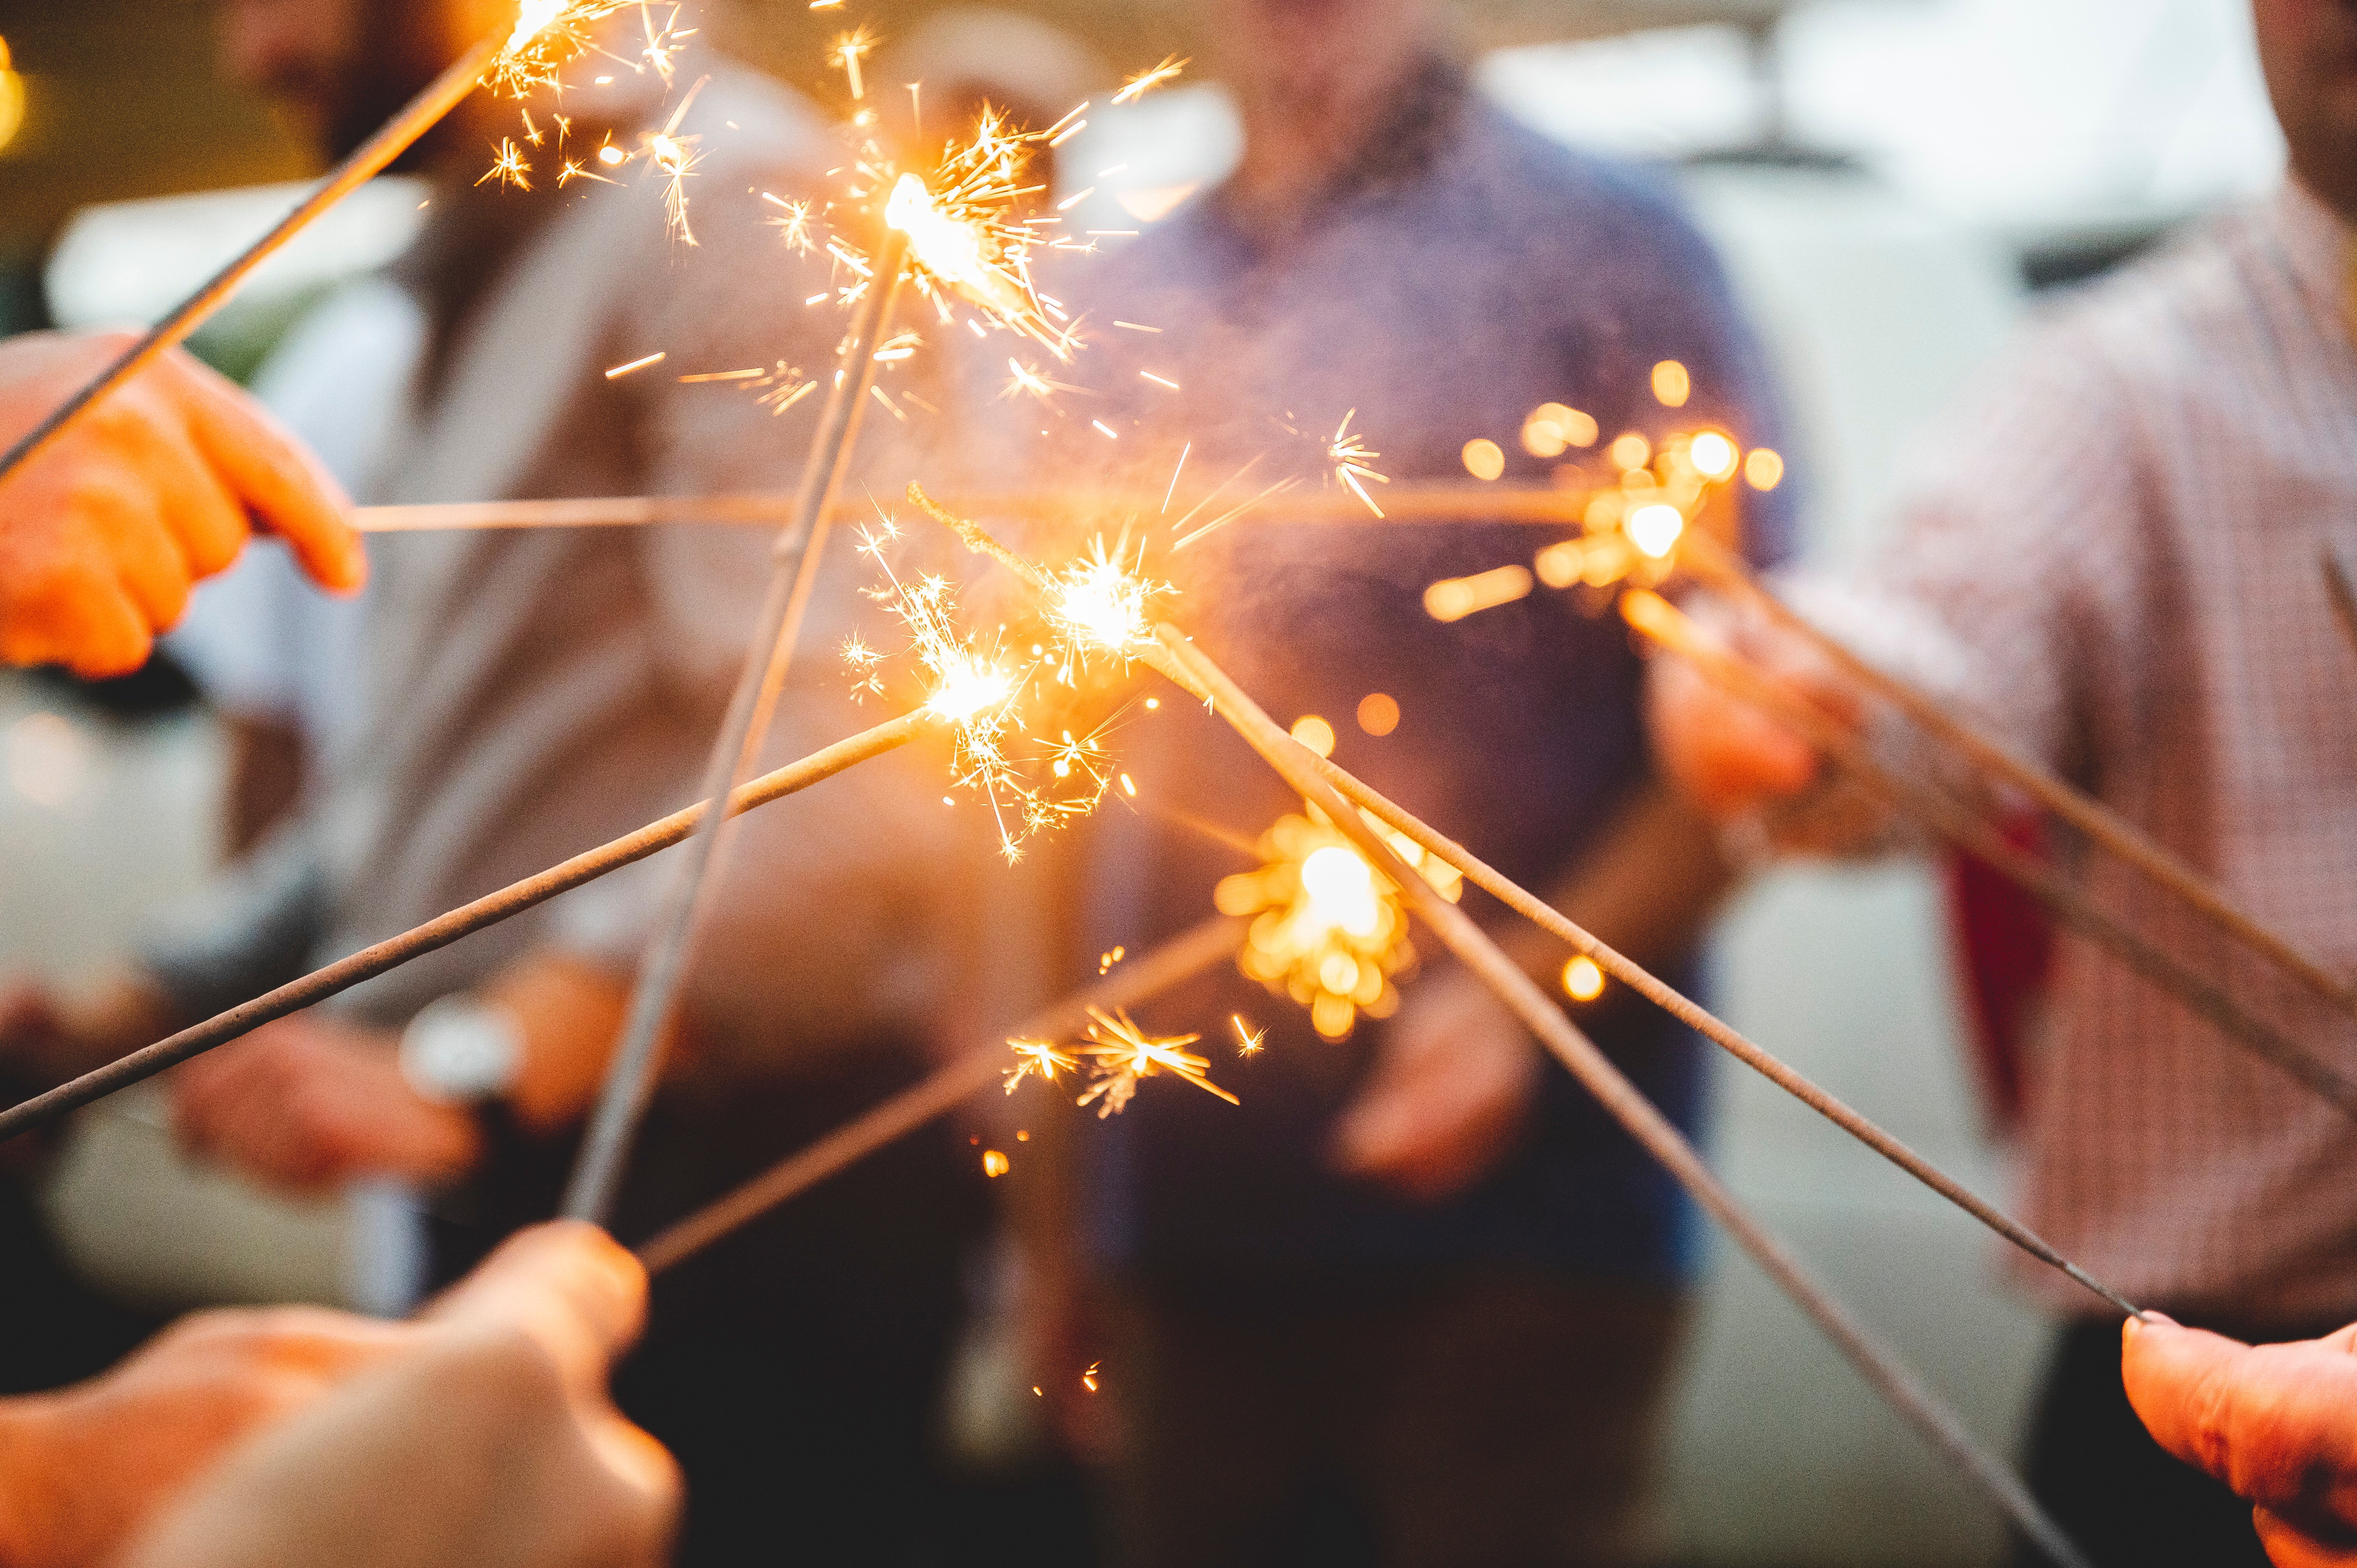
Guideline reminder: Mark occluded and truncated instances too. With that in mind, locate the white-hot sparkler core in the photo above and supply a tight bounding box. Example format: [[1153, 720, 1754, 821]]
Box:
[[1628, 502, 1686, 559]]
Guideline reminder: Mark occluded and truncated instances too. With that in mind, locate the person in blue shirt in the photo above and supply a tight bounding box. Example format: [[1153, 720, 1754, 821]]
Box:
[[1004, 2, 1795, 1561]]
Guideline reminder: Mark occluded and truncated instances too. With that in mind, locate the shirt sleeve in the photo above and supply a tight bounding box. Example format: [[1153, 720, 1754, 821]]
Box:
[[1849, 305, 2154, 787]]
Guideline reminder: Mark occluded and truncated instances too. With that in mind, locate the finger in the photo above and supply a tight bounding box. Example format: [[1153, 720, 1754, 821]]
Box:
[[162, 351, 364, 593], [425, 1220, 648, 1391], [2124, 1317, 2357, 1508], [2121, 1315, 2255, 1473], [129, 401, 253, 581], [582, 1409, 686, 1564], [0, 562, 154, 678], [72, 474, 193, 636]]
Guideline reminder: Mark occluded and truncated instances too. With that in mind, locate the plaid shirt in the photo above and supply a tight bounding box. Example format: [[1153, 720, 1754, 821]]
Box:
[[1834, 182, 2357, 1324]]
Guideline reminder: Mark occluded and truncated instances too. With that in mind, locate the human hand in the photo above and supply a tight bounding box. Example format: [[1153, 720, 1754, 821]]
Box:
[[0, 1302, 410, 1568], [2123, 1313, 2357, 1566], [117, 1220, 678, 1568], [1644, 597, 1857, 824], [0, 330, 363, 678], [1330, 968, 1541, 1203], [0, 971, 178, 1091], [172, 1014, 482, 1194]]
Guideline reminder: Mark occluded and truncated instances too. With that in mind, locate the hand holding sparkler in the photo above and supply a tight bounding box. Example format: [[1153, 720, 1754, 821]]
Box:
[[1329, 966, 1540, 1202], [2122, 1314, 2357, 1568], [1641, 591, 1866, 832], [0, 332, 362, 678], [117, 1222, 677, 1568]]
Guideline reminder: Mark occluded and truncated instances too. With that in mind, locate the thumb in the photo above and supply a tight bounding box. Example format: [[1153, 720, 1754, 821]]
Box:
[[423, 1221, 647, 1395], [2121, 1314, 2247, 1476], [2124, 1314, 2357, 1517]]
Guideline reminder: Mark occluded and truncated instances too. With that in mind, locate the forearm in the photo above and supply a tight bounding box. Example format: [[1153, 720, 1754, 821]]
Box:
[[1486, 780, 1738, 992]]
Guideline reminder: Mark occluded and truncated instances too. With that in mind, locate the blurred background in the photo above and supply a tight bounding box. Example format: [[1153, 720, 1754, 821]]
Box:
[[0, 0, 2285, 1563]]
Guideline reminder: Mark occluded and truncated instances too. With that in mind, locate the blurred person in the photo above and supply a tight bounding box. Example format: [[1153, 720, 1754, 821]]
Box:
[[1, 1220, 674, 1568], [1645, 1, 2357, 1561], [987, 0, 1794, 1561], [0, 2, 985, 1561]]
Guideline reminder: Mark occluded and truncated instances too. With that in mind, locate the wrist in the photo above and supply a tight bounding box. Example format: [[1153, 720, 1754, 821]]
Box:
[[399, 997, 527, 1109]]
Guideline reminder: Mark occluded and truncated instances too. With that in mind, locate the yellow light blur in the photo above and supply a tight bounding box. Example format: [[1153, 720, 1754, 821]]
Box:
[[0, 37, 23, 158], [1356, 692, 1401, 736], [1652, 360, 1691, 408], [1689, 431, 1740, 481], [1522, 402, 1593, 458], [1746, 447, 1786, 491], [1627, 503, 1686, 559], [1461, 438, 1505, 482], [1424, 563, 1534, 623], [1534, 539, 1582, 590], [1563, 955, 1606, 1001], [981, 1149, 1011, 1177], [1609, 432, 1651, 473], [1290, 715, 1337, 757]]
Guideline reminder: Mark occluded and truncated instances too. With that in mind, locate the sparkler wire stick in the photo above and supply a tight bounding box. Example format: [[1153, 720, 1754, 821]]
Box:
[[1141, 626, 2093, 1568], [908, 489, 2139, 1313], [636, 914, 1243, 1275], [0, 712, 933, 1144], [563, 231, 912, 1225], [1679, 530, 2357, 1018], [0, 34, 503, 492], [1162, 648, 2142, 1320], [352, 487, 1592, 533], [1624, 588, 2357, 1121]]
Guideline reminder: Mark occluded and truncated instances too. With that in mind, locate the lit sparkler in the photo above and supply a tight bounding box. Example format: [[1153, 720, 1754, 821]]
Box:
[[0, 0, 637, 493], [847, 518, 1127, 861], [1113, 55, 1189, 104], [1073, 1006, 1234, 1117], [1213, 810, 1459, 1040], [1004, 1037, 1081, 1093], [1329, 410, 1389, 517]]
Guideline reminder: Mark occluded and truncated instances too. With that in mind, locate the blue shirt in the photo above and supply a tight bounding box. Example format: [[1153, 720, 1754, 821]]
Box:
[[1030, 67, 1794, 1300]]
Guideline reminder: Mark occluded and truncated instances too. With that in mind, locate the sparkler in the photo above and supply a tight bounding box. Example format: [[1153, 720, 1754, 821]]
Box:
[[909, 496, 2145, 1323], [1673, 527, 2357, 1023], [349, 487, 1599, 533], [1143, 627, 2095, 1568], [1212, 810, 1458, 1039], [562, 225, 910, 1226], [634, 914, 1244, 1275], [571, 55, 1154, 1216], [1070, 1006, 1235, 1116], [1622, 588, 2357, 1122], [845, 526, 1122, 860], [0, 0, 630, 493], [0, 711, 936, 1144]]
